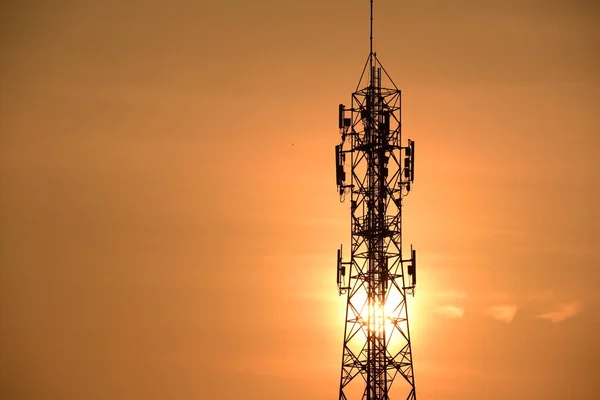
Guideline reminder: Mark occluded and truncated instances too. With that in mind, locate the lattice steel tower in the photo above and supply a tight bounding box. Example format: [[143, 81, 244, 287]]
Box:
[[334, 1, 418, 399]]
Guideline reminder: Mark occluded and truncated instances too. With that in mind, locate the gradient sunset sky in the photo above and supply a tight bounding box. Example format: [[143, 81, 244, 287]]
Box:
[[1, 1, 599, 399]]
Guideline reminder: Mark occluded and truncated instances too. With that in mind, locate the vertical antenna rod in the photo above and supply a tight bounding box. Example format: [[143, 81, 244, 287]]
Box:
[[370, 0, 374, 54], [334, 1, 419, 399]]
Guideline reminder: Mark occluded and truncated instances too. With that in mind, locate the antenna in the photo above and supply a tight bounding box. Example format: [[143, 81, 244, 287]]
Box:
[[370, 0, 374, 55]]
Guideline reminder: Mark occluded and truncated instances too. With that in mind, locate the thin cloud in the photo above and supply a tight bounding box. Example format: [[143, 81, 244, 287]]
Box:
[[295, 290, 334, 301], [487, 291, 515, 302], [536, 301, 583, 323], [436, 305, 465, 319], [528, 290, 554, 301], [486, 305, 517, 323], [438, 289, 468, 299]]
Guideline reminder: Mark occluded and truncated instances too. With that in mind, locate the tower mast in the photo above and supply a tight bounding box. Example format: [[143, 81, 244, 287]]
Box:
[[335, 1, 418, 399]]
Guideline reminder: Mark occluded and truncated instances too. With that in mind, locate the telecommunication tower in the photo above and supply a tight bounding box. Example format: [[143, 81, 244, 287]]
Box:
[[334, 1, 418, 399]]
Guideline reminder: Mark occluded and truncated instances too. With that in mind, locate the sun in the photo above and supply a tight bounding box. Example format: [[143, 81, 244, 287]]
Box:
[[350, 288, 411, 339]]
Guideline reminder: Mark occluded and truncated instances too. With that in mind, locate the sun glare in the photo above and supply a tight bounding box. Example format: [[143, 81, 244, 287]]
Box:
[[352, 289, 409, 337]]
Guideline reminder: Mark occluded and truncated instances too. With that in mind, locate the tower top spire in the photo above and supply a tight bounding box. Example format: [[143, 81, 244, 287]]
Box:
[[369, 0, 374, 55]]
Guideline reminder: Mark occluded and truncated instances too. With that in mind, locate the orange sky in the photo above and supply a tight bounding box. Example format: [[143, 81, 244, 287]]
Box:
[[1, 1, 599, 399]]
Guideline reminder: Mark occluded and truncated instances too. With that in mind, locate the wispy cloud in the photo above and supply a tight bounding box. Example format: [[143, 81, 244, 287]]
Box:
[[295, 290, 334, 301], [536, 301, 583, 323], [528, 290, 554, 302], [438, 289, 468, 299], [487, 291, 515, 302], [487, 289, 555, 303], [486, 304, 518, 323], [436, 305, 465, 319]]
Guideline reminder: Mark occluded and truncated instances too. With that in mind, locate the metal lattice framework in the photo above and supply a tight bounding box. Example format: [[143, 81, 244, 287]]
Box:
[[334, 48, 418, 400]]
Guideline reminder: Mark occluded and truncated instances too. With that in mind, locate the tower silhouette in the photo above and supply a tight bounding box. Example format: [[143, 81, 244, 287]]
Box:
[[334, 2, 418, 399]]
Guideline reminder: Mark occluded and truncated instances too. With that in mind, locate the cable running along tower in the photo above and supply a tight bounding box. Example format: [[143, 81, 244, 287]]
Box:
[[334, 1, 417, 399]]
